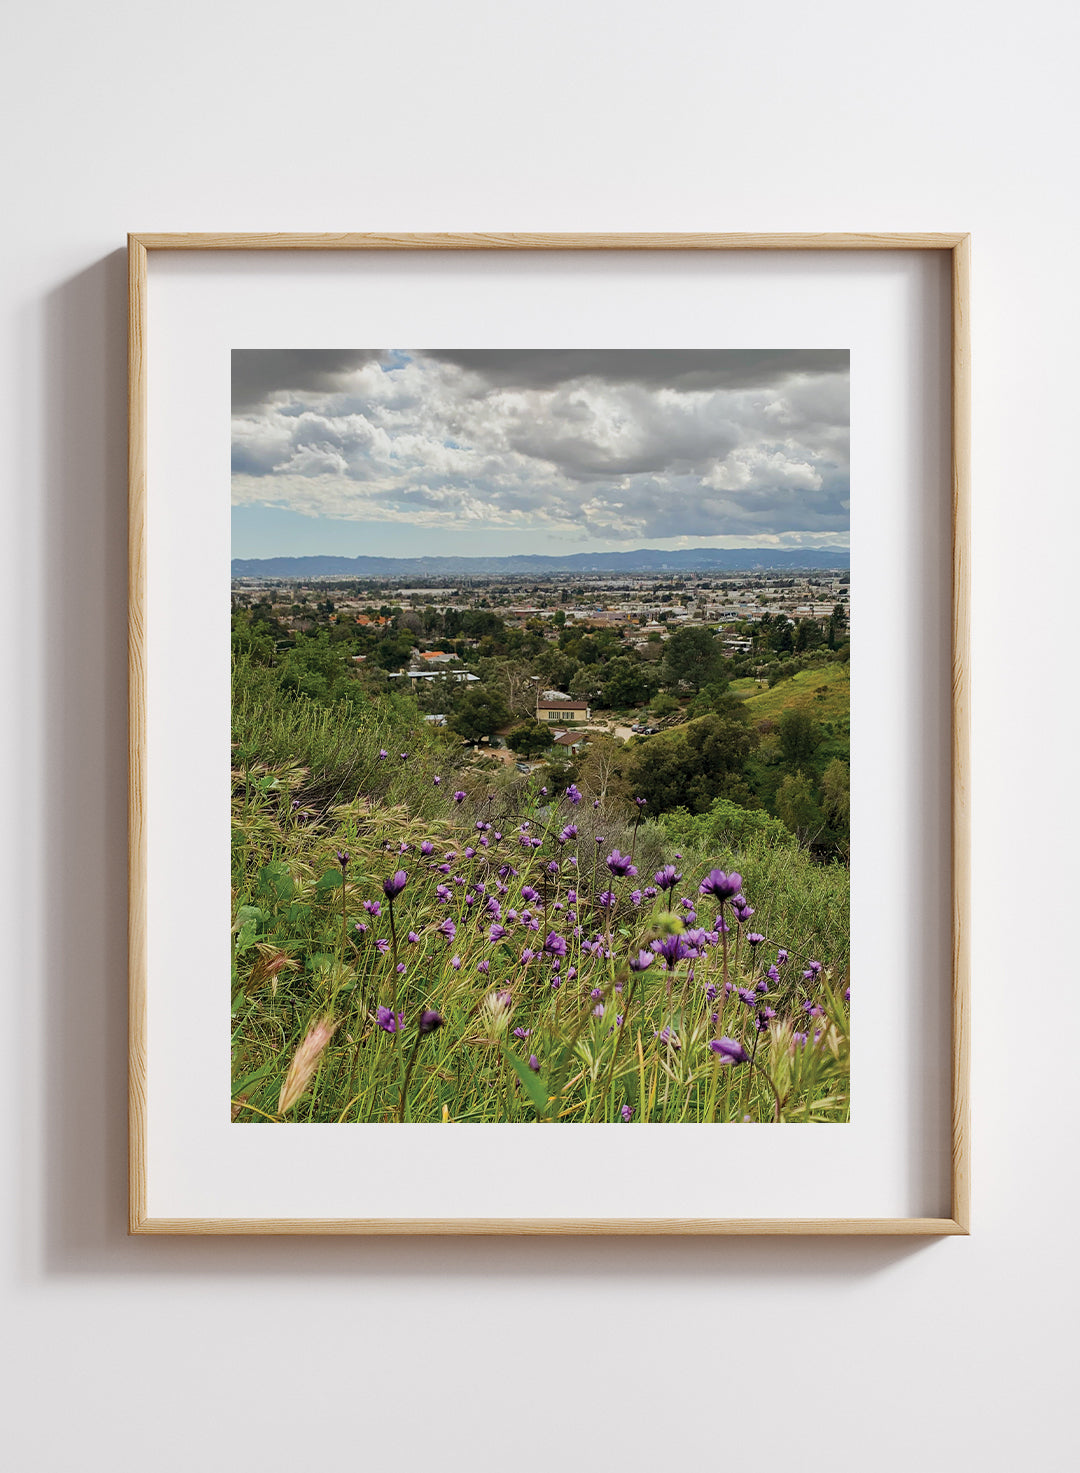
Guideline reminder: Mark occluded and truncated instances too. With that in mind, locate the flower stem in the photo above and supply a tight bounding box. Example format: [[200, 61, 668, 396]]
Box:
[[743, 1028, 761, 1117], [397, 1031, 425, 1123], [388, 897, 399, 1011]]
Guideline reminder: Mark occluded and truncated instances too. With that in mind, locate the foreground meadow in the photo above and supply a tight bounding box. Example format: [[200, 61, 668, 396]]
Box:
[[231, 662, 850, 1126]]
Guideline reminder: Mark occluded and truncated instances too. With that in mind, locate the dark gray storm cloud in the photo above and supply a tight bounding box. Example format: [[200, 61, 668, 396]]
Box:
[[231, 348, 850, 545], [422, 348, 849, 393], [232, 350, 383, 412]]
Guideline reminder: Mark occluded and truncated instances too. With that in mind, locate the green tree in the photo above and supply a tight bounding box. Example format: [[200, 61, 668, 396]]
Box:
[[658, 796, 794, 853], [775, 771, 826, 843], [794, 618, 823, 653], [821, 757, 850, 831], [826, 603, 848, 649], [370, 634, 415, 672], [778, 707, 822, 767], [630, 711, 756, 816], [661, 625, 726, 692], [599, 655, 655, 709], [770, 620, 795, 655], [276, 631, 358, 704], [570, 664, 603, 701], [231, 610, 275, 666], [449, 686, 510, 742], [507, 724, 556, 758], [687, 682, 741, 718], [650, 691, 680, 719]]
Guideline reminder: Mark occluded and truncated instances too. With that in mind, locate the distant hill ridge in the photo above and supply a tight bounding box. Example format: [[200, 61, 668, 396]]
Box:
[[232, 547, 850, 578]]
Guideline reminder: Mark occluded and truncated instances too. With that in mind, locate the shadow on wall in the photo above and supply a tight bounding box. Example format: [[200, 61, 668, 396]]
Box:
[[30, 249, 949, 1284]]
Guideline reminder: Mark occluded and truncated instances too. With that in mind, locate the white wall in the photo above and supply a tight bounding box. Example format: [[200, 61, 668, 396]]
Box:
[[2, 3, 1076, 1469]]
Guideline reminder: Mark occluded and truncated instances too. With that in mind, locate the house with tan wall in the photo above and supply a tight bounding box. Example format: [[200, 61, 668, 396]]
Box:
[[536, 699, 590, 725]]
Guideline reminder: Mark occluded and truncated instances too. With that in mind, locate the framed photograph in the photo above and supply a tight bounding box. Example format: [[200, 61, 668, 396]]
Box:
[[128, 233, 970, 1235]]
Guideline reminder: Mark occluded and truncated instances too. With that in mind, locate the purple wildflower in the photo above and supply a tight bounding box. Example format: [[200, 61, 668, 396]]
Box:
[[438, 918, 456, 942], [543, 931, 567, 957], [335, 849, 350, 867], [708, 1037, 748, 1063], [363, 899, 381, 917], [651, 933, 688, 967], [382, 869, 408, 901], [621, 1103, 634, 1121], [376, 1006, 403, 1034], [528, 1054, 540, 1072], [699, 869, 742, 902], [654, 865, 682, 892], [418, 1009, 444, 1036]]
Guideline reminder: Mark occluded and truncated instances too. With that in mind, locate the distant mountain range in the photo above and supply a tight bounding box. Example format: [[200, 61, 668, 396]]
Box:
[[231, 547, 850, 578]]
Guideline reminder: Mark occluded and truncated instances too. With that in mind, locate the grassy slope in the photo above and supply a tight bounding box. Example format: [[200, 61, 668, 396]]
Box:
[[739, 664, 849, 815], [742, 662, 850, 731]]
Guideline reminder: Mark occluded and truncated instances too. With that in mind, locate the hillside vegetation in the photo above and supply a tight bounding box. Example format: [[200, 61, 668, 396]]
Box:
[[230, 652, 850, 1126]]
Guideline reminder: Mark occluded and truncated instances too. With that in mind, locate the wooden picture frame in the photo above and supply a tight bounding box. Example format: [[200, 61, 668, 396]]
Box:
[[128, 232, 970, 1236]]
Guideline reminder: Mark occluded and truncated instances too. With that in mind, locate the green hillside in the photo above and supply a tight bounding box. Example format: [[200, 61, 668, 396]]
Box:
[[744, 663, 850, 732]]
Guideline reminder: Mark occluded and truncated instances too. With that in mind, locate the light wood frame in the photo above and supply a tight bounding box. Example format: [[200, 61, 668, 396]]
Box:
[[128, 232, 971, 1236]]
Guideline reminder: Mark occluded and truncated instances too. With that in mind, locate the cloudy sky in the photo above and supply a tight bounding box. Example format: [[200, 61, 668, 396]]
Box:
[[231, 349, 849, 558]]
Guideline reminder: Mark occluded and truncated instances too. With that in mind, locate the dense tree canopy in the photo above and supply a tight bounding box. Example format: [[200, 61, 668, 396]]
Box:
[[449, 686, 510, 742], [661, 625, 727, 692], [630, 711, 757, 815]]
